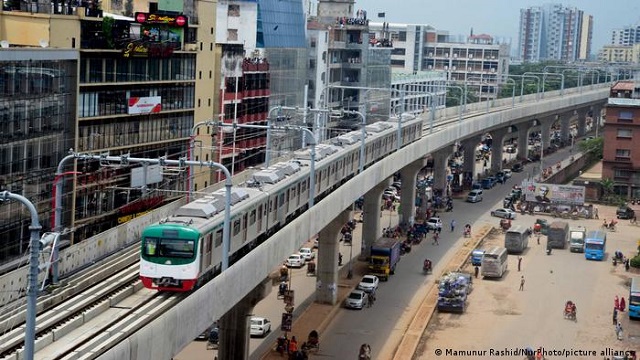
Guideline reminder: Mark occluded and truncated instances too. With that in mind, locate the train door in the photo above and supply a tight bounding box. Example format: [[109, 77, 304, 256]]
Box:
[[241, 213, 248, 244], [200, 234, 213, 272], [257, 204, 264, 232], [277, 192, 286, 224]]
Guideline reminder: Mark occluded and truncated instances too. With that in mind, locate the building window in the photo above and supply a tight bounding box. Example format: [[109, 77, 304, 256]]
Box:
[[228, 29, 238, 41], [619, 110, 633, 121], [228, 4, 240, 16], [399, 31, 407, 42], [617, 128, 632, 138], [616, 149, 631, 159]]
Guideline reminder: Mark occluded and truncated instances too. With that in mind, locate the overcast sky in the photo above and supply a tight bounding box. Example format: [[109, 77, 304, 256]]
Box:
[[358, 0, 640, 53]]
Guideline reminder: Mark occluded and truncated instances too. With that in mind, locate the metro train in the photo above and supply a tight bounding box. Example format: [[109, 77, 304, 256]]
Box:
[[139, 115, 423, 291]]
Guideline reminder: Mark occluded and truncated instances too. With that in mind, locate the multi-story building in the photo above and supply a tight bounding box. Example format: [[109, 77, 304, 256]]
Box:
[[0, 0, 217, 249], [0, 49, 77, 260], [306, 0, 392, 138], [425, 34, 510, 100], [390, 72, 447, 115], [213, 1, 269, 176], [598, 44, 640, 64], [518, 3, 592, 62], [611, 25, 640, 46], [602, 80, 640, 198], [368, 22, 437, 74]]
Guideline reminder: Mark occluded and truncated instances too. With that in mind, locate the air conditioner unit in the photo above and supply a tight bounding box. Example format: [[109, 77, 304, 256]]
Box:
[[429, 52, 433, 56], [452, 66, 456, 70], [491, 56, 496, 59], [428, 65, 433, 69], [468, 67, 472, 71], [453, 53, 457, 58], [492, 68, 496, 72], [469, 54, 473, 58], [444, 66, 448, 70], [445, 53, 449, 57]]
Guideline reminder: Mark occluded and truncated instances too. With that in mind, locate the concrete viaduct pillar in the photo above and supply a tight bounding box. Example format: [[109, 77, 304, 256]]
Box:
[[316, 208, 351, 305], [489, 128, 509, 174], [218, 280, 270, 359], [399, 158, 428, 227], [362, 178, 392, 258], [517, 125, 529, 162], [461, 137, 480, 180], [559, 112, 572, 144], [431, 148, 450, 193], [540, 118, 553, 151], [576, 109, 587, 137], [592, 105, 603, 133]]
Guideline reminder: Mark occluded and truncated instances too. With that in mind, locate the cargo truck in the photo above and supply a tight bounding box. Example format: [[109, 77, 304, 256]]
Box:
[[569, 226, 587, 253], [547, 221, 569, 249], [369, 238, 401, 281]]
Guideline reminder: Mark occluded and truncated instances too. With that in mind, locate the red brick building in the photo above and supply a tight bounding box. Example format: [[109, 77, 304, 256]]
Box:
[[603, 80, 640, 198]]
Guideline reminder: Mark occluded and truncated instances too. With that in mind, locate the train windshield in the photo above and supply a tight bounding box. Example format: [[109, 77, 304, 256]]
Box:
[[143, 237, 195, 258]]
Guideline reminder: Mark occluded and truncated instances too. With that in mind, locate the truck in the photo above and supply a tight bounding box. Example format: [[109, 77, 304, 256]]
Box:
[[369, 238, 401, 281], [437, 272, 472, 313], [547, 221, 569, 249], [504, 225, 530, 253], [569, 226, 587, 253]]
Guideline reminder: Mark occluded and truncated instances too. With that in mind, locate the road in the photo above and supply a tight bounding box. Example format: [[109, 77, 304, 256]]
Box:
[[174, 146, 574, 360], [317, 149, 575, 359], [418, 205, 640, 359]]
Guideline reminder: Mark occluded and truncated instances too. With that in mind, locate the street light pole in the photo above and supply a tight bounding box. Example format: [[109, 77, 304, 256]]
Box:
[[0, 191, 42, 360], [71, 153, 234, 271]]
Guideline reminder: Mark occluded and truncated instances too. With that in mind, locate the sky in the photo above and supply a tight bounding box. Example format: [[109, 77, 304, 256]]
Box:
[[357, 0, 640, 54]]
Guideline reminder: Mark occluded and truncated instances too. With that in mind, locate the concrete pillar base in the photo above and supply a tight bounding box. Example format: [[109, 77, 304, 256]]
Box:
[[316, 209, 350, 305], [399, 158, 428, 227], [362, 178, 392, 259]]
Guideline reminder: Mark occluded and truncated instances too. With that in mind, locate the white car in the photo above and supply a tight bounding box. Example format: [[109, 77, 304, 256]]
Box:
[[299, 247, 315, 261], [357, 275, 379, 293], [426, 217, 443, 231], [250, 317, 271, 337], [344, 290, 368, 309], [286, 254, 306, 268], [491, 208, 517, 219], [502, 169, 513, 179]]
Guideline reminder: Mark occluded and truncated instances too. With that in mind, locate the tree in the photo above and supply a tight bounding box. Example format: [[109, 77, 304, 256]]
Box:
[[600, 178, 615, 203], [576, 137, 603, 160]]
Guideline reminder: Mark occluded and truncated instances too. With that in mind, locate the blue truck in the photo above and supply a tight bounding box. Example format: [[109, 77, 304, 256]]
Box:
[[369, 238, 401, 281]]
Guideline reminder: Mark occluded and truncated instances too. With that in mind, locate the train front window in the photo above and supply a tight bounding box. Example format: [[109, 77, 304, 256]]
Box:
[[143, 237, 195, 258]]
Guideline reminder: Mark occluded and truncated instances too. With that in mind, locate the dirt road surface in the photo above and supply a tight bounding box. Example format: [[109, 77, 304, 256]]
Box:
[[416, 205, 639, 360]]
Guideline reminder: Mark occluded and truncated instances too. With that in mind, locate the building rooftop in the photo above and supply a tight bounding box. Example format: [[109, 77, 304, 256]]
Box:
[[612, 80, 635, 91]]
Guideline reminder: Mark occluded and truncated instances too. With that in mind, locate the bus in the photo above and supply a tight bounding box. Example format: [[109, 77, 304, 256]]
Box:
[[630, 277, 640, 319], [481, 246, 508, 278], [504, 226, 530, 254], [584, 230, 606, 261]]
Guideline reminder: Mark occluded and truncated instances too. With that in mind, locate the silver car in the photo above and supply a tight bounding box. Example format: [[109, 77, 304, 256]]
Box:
[[344, 290, 368, 309], [357, 275, 379, 293]]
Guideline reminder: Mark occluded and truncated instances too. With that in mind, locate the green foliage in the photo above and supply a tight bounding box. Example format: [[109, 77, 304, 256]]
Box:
[[630, 254, 640, 268], [124, 0, 134, 17], [102, 16, 115, 49], [576, 137, 603, 160], [446, 86, 477, 107]]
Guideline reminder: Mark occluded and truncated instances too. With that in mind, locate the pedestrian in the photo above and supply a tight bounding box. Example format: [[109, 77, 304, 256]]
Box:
[[367, 291, 375, 307], [474, 265, 479, 278], [519, 275, 525, 291], [432, 232, 439, 246], [625, 259, 631, 272], [517, 256, 522, 272], [616, 322, 623, 340], [613, 307, 618, 325], [450, 219, 456, 232], [288, 336, 298, 354], [615, 295, 620, 311], [594, 206, 599, 219], [620, 297, 626, 312]]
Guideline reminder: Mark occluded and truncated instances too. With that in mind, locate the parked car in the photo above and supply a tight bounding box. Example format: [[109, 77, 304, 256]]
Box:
[[491, 208, 517, 219], [466, 189, 483, 203], [250, 317, 271, 337], [511, 163, 524, 173], [196, 324, 218, 341], [344, 290, 368, 309], [299, 247, 315, 261], [481, 177, 495, 189], [426, 217, 443, 231], [616, 206, 635, 219], [357, 274, 379, 293], [503, 169, 513, 179], [286, 254, 306, 268]]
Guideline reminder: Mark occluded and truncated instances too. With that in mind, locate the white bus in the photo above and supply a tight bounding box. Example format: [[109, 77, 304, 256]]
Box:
[[481, 246, 508, 278], [504, 225, 529, 254]]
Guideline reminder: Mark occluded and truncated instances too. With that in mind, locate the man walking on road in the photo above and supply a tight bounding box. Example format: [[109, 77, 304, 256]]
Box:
[[615, 322, 623, 340], [450, 219, 456, 232], [519, 276, 525, 291]]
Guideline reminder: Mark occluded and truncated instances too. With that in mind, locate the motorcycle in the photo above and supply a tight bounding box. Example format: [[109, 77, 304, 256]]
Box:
[[423, 259, 433, 274], [359, 343, 372, 360], [400, 241, 412, 255]]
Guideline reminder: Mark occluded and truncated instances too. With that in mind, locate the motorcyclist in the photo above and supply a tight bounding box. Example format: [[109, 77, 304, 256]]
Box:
[[464, 224, 471, 236], [423, 259, 432, 272]]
